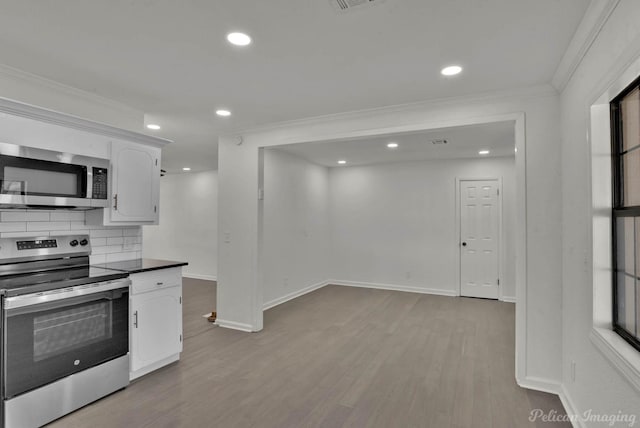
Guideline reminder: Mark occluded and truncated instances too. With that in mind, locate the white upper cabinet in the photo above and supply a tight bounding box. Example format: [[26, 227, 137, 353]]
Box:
[[87, 140, 162, 226], [110, 141, 161, 223]]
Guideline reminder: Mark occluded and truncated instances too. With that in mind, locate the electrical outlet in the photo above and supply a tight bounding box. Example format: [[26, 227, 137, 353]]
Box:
[[223, 232, 231, 243]]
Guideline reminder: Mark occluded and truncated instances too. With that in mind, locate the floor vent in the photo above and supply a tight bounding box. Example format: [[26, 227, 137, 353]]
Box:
[[330, 0, 385, 13]]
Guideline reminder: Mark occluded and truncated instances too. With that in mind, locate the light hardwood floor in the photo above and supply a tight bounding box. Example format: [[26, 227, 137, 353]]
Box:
[[49, 279, 569, 427]]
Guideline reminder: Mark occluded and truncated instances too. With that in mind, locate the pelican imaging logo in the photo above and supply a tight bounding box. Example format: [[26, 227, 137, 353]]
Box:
[[529, 409, 637, 426]]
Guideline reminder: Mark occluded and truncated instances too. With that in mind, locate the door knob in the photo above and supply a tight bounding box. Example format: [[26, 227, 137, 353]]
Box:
[[462, 242, 467, 246]]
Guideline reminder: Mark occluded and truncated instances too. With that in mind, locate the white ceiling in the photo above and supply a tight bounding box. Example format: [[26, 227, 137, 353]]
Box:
[[0, 1, 588, 172], [272, 120, 515, 167]]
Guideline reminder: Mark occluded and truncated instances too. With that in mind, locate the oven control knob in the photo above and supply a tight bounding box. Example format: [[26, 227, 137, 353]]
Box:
[[69, 240, 79, 247], [80, 239, 89, 246]]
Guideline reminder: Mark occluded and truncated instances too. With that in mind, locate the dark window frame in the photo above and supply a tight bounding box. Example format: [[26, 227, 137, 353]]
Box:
[[611, 74, 640, 352]]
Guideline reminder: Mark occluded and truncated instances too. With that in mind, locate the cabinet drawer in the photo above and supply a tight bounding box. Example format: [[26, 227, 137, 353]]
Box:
[[130, 268, 181, 295]]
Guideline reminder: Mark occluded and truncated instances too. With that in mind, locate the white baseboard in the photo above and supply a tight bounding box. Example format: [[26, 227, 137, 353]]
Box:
[[183, 273, 217, 282], [516, 375, 561, 395], [558, 384, 586, 428], [263, 280, 329, 310], [214, 319, 254, 332], [501, 295, 516, 303], [329, 279, 457, 297]]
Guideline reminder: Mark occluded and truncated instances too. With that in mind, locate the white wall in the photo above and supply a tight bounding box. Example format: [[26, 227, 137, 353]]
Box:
[[261, 149, 330, 308], [143, 170, 218, 280], [218, 87, 563, 386], [329, 157, 516, 299], [560, 0, 640, 420]]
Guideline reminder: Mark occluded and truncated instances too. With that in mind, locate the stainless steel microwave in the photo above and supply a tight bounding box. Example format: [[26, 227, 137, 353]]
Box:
[[0, 143, 109, 209]]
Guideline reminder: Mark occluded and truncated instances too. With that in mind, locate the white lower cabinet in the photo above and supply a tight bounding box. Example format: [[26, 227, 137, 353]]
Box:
[[129, 268, 183, 380]]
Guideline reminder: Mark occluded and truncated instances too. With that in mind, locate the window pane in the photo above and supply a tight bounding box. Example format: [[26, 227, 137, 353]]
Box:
[[617, 273, 637, 335], [622, 87, 640, 152], [623, 150, 640, 206], [617, 217, 635, 274]]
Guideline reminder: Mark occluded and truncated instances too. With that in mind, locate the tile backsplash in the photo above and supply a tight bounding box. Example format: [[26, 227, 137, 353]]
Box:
[[0, 209, 142, 264]]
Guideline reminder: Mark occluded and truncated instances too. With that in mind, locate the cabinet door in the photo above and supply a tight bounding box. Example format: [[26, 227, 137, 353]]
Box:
[[110, 140, 160, 223], [130, 286, 182, 372]]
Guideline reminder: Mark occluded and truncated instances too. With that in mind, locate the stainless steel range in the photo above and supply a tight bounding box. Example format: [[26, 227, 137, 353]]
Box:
[[0, 235, 130, 428]]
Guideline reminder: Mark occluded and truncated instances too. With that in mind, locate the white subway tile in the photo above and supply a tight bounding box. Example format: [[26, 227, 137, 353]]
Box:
[[90, 229, 123, 238], [27, 222, 70, 232], [49, 230, 91, 237], [2, 211, 50, 222], [70, 222, 95, 230], [89, 254, 107, 265], [107, 237, 124, 245], [105, 251, 138, 262], [0, 231, 48, 238], [91, 245, 123, 255], [50, 211, 86, 222], [0, 222, 26, 232], [91, 238, 107, 246], [123, 227, 142, 237]]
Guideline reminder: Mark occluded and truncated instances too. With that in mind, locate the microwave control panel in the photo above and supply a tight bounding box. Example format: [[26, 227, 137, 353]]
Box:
[[92, 167, 108, 199]]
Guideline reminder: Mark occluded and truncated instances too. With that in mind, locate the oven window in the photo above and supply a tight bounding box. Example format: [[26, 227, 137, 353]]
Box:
[[4, 166, 79, 197], [33, 301, 112, 362]]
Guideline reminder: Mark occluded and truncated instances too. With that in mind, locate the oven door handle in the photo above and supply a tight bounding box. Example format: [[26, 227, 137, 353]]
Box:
[[3, 279, 131, 313]]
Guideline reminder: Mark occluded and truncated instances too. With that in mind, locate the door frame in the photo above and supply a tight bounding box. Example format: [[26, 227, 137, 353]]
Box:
[[455, 177, 504, 301]]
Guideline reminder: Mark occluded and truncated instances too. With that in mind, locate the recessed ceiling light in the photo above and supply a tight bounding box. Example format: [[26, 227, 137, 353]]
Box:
[[227, 32, 252, 46], [479, 150, 490, 155], [337, 160, 347, 164], [183, 167, 191, 171], [441, 65, 463, 76], [387, 142, 399, 148], [146, 124, 161, 130], [216, 109, 231, 117]]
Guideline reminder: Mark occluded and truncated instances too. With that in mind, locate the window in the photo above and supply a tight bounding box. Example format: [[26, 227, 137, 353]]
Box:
[[611, 77, 640, 352]]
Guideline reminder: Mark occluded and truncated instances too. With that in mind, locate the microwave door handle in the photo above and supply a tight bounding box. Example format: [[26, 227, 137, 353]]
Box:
[[4, 290, 125, 317]]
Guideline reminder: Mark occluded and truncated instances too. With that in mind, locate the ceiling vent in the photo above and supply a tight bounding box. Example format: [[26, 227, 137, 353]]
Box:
[[330, 0, 385, 13], [431, 139, 448, 145]]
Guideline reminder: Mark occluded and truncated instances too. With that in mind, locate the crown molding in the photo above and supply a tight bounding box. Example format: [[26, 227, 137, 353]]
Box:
[[551, 0, 620, 92], [0, 96, 171, 147], [230, 84, 558, 137], [0, 63, 141, 115]]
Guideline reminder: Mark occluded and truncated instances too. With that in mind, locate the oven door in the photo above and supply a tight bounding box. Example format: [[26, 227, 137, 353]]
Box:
[[3, 280, 129, 399]]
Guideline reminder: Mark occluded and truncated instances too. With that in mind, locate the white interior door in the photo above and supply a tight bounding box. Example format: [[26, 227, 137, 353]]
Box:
[[459, 179, 500, 299]]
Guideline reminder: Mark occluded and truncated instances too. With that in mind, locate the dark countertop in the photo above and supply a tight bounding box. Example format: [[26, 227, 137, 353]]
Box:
[[93, 258, 188, 274]]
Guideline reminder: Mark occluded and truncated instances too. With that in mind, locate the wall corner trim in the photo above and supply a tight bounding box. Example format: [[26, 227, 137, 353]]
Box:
[[329, 280, 457, 297], [516, 375, 561, 395], [183, 273, 218, 282], [558, 384, 587, 428], [214, 319, 255, 333], [263, 280, 329, 311], [551, 0, 621, 92]]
